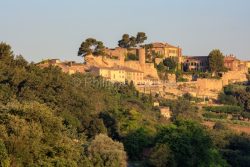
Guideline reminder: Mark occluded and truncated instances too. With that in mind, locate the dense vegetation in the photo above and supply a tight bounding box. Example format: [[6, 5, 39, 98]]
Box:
[[0, 42, 250, 166], [217, 83, 250, 119]]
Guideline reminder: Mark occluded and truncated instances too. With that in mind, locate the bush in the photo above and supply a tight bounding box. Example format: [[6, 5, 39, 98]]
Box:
[[177, 77, 188, 82], [125, 53, 138, 60], [241, 112, 250, 119], [218, 93, 238, 106], [213, 122, 228, 130], [157, 62, 166, 72]]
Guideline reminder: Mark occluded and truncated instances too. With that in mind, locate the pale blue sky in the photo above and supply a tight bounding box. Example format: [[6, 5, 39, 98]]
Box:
[[1, 0, 250, 62]]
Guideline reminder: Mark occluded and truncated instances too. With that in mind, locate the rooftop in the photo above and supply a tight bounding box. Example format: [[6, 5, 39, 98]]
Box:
[[151, 42, 178, 48]]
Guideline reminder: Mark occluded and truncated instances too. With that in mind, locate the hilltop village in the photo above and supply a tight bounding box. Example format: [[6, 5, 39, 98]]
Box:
[[37, 40, 250, 101], [1, 38, 250, 166]]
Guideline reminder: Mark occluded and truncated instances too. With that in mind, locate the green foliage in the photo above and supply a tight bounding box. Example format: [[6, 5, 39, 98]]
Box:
[[135, 32, 147, 45], [241, 112, 250, 119], [203, 112, 228, 119], [124, 128, 152, 161], [154, 120, 228, 167], [118, 34, 131, 48], [213, 122, 228, 131], [118, 32, 147, 48], [163, 57, 177, 71], [87, 134, 127, 167], [167, 97, 199, 121], [2, 42, 246, 166], [219, 84, 250, 112], [125, 53, 138, 61], [204, 105, 242, 114], [0, 42, 161, 166], [156, 58, 177, 74], [175, 70, 188, 82], [0, 101, 84, 166], [156, 62, 166, 72], [208, 49, 226, 75], [218, 93, 238, 106], [78, 38, 105, 57], [148, 144, 175, 167], [222, 133, 250, 167], [0, 139, 10, 167]]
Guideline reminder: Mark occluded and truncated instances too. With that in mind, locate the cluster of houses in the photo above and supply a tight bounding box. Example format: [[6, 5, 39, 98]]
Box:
[[37, 42, 250, 87]]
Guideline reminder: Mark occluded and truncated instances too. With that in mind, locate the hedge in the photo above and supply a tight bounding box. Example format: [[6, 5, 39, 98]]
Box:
[[204, 105, 242, 114], [203, 112, 228, 119]]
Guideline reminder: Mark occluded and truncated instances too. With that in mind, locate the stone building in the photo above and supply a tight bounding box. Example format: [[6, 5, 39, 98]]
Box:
[[149, 42, 182, 59], [86, 48, 163, 92], [224, 55, 248, 72], [182, 55, 248, 73], [92, 66, 144, 85], [224, 55, 240, 71], [86, 48, 159, 80], [182, 56, 209, 72], [160, 107, 172, 119]]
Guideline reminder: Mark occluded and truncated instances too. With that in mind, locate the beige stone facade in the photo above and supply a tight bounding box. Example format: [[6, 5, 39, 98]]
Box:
[[92, 66, 144, 84], [86, 48, 159, 80], [160, 107, 172, 119]]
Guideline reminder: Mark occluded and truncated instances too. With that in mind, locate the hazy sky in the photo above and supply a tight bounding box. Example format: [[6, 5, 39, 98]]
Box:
[[1, 0, 250, 62]]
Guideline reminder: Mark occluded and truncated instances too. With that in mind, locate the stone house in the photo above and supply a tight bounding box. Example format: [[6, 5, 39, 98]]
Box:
[[91, 66, 144, 85], [149, 42, 182, 59], [182, 56, 209, 72], [224, 55, 248, 72], [160, 107, 172, 119]]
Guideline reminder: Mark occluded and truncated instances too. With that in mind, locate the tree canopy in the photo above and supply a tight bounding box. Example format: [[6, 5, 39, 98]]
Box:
[[154, 120, 228, 167], [78, 38, 105, 57], [208, 49, 226, 75], [87, 134, 127, 167], [118, 32, 147, 48], [163, 57, 177, 71]]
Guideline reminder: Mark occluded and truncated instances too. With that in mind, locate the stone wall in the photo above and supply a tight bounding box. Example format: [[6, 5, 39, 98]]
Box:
[[104, 47, 127, 58], [196, 70, 248, 97], [197, 78, 223, 92], [166, 74, 176, 83], [85, 49, 159, 79], [162, 70, 248, 99]]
